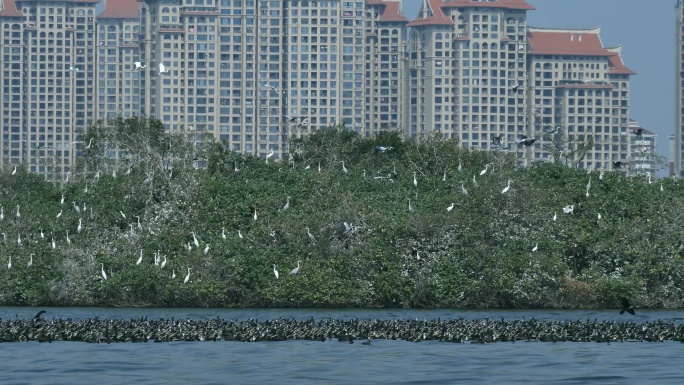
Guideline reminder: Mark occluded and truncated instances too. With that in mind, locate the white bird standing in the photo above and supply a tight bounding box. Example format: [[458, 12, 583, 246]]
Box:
[[171, 270, 176, 280], [408, 198, 414, 212], [7, 256, 11, 269], [306, 227, 316, 242], [66, 230, 71, 245], [158, 63, 169, 75], [56, 210, 63, 219], [599, 169, 604, 180], [461, 182, 468, 196], [660, 183, 664, 192], [479, 164, 489, 176], [598, 213, 602, 220], [16, 205, 20, 218], [17, 234, 21, 246], [341, 161, 348, 173], [472, 175, 478, 186], [221, 227, 226, 240], [253, 209, 258, 221], [60, 194, 65, 205], [119, 211, 126, 219], [0, 206, 3, 220], [27, 254, 33, 268], [101, 263, 107, 280], [71, 202, 80, 214], [12, 165, 17, 175], [553, 212, 557, 221], [318, 162, 321, 173], [191, 231, 200, 248], [413, 172, 418, 188], [563, 205, 574, 214], [501, 179, 511, 194], [532, 243, 538, 252], [161, 256, 167, 269], [136, 216, 143, 231], [40, 229, 44, 239], [290, 261, 301, 275], [85, 138, 94, 150], [77, 218, 82, 233], [443, 170, 447, 182], [458, 160, 462, 172], [238, 230, 243, 239], [265, 148, 274, 163], [447, 203, 454, 212], [273, 264, 279, 279], [204, 244, 210, 255], [184, 268, 191, 284], [136, 250, 143, 265], [586, 176, 592, 197], [52, 237, 56, 249], [282, 196, 290, 211]]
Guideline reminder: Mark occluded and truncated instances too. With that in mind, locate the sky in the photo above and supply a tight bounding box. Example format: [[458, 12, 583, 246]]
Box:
[[402, 0, 675, 164]]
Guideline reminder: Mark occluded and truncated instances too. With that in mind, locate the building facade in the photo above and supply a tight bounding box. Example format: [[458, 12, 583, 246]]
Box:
[[628, 119, 656, 179], [676, 0, 684, 177], [2, 0, 639, 177]]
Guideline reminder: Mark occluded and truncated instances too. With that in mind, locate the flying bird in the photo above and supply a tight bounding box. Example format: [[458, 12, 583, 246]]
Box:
[[134, 61, 146, 70], [562, 204, 574, 214], [491, 134, 504, 147], [375, 146, 393, 153], [158, 63, 169, 75], [620, 297, 635, 315]]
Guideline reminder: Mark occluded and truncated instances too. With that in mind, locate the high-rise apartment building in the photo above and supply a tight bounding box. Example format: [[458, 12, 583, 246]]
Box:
[[628, 119, 656, 179], [1, 0, 98, 179], [676, 0, 684, 177], [527, 27, 635, 171], [406, 0, 533, 156]]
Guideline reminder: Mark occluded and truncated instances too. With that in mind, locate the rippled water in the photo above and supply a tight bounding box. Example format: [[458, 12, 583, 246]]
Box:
[[1, 308, 683, 384]]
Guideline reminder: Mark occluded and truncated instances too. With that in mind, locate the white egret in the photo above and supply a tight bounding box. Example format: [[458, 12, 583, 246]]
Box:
[[0, 206, 3, 220], [648, 174, 652, 184], [171, 270, 176, 280], [52, 237, 56, 249], [443, 170, 447, 182], [27, 254, 33, 268], [56, 210, 63, 219], [60, 194, 65, 205], [563, 205, 574, 214], [472, 175, 478, 186], [376, 146, 393, 153], [447, 203, 454, 212], [318, 162, 321, 173], [586, 176, 592, 197], [341, 161, 348, 173], [265, 148, 274, 163], [184, 268, 191, 284], [305, 164, 310, 170], [94, 169, 100, 181], [238, 230, 243, 239], [85, 138, 94, 150], [204, 244, 210, 255], [134, 61, 146, 70], [479, 164, 489, 176], [12, 165, 17, 175], [40, 229, 44, 239], [413, 172, 418, 188], [532, 243, 538, 252], [135, 215, 142, 231], [191, 231, 200, 248], [84, 182, 88, 194], [660, 183, 664, 192], [82, 202, 86, 212], [16, 205, 20, 218], [161, 256, 167, 269], [553, 212, 557, 221], [101, 263, 107, 280], [501, 180, 511, 194], [253, 209, 258, 221], [599, 169, 605, 180], [221, 227, 226, 240], [77, 218, 82, 233], [282, 196, 290, 211], [158, 63, 169, 75], [598, 213, 602, 220], [66, 230, 71, 245], [112, 169, 117, 179], [17, 234, 21, 246], [461, 182, 468, 196], [290, 261, 301, 275], [119, 211, 126, 219], [136, 250, 143, 265], [68, 66, 79, 72], [458, 160, 462, 172], [89, 207, 94, 221], [273, 264, 279, 279], [408, 198, 414, 212], [306, 227, 316, 242], [7, 256, 11, 269], [72, 202, 80, 214], [154, 251, 160, 265]]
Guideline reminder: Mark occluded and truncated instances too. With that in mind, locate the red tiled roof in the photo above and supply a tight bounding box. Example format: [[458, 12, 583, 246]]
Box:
[[407, 0, 453, 27], [98, 0, 140, 19], [377, 1, 409, 23], [528, 28, 612, 56], [555, 83, 614, 89], [606, 47, 636, 75], [0, 0, 22, 17], [441, 0, 534, 11]]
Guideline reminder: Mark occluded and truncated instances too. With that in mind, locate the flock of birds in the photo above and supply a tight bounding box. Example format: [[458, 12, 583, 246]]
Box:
[[0, 307, 674, 344]]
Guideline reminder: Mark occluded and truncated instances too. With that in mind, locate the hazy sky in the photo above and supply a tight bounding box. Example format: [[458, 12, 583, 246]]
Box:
[[402, 0, 674, 162]]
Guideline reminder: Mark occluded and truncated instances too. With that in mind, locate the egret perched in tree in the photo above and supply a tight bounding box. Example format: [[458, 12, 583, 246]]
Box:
[[16, 205, 20, 219], [553, 212, 557, 221], [17, 234, 21, 246], [586, 176, 592, 197], [501, 180, 511, 194], [161, 256, 167, 269], [458, 160, 462, 172], [191, 231, 200, 248], [221, 227, 226, 240], [204, 244, 210, 255], [273, 264, 279, 279], [101, 263, 107, 280], [27, 254, 33, 268], [282, 196, 290, 211], [253, 209, 258, 221], [136, 216, 142, 231], [238, 230, 243, 239], [661, 183, 664, 192], [461, 182, 468, 196], [136, 250, 143, 265], [52, 237, 56, 249], [40, 229, 44, 239], [318, 162, 321, 173], [73, 202, 80, 214], [89, 207, 94, 221], [472, 174, 478, 187], [443, 170, 447, 182], [532, 243, 538, 252], [7, 256, 11, 269], [77, 218, 82, 234], [446, 203, 455, 212], [599, 168, 605, 180], [184, 268, 191, 284], [290, 261, 301, 275], [84, 182, 88, 194], [66, 230, 71, 245], [171, 270, 176, 280], [413, 172, 418, 188], [265, 148, 274, 163], [563, 205, 574, 214], [598, 213, 602, 220], [119, 211, 126, 219], [306, 227, 316, 242], [85, 138, 94, 150], [341, 161, 348, 173], [60, 194, 65, 205], [56, 210, 63, 219], [0, 206, 3, 220], [479, 164, 489, 176]]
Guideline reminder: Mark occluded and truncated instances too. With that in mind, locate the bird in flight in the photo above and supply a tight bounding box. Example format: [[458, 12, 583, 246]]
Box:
[[68, 66, 79, 72], [620, 297, 635, 315], [517, 135, 536, 147], [134, 62, 146, 70], [159, 63, 169, 75], [491, 134, 504, 147]]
